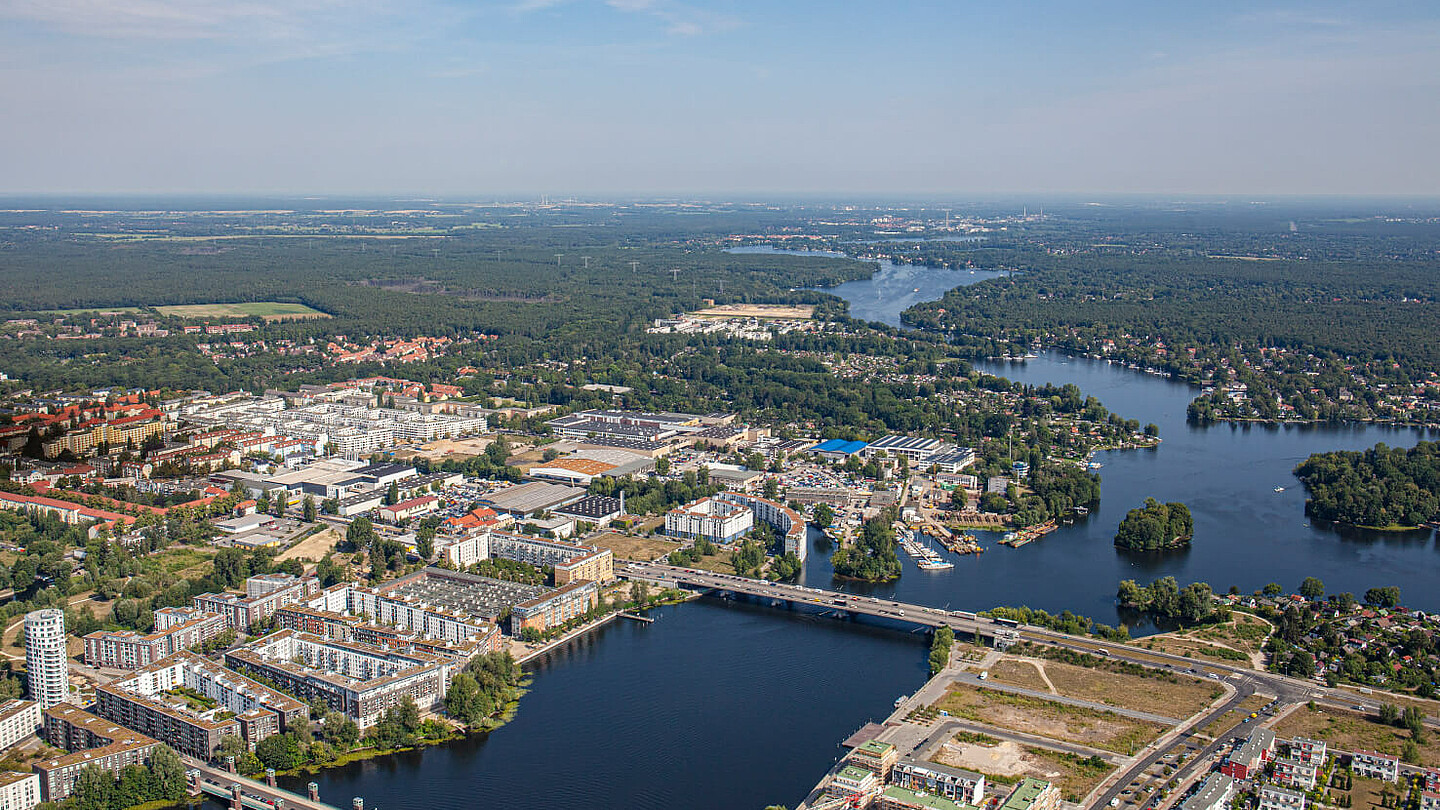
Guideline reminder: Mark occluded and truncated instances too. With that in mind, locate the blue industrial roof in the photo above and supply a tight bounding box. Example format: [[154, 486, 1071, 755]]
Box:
[[812, 439, 868, 455]]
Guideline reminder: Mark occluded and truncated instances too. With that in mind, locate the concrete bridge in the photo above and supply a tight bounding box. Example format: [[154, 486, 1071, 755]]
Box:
[[620, 561, 1022, 644]]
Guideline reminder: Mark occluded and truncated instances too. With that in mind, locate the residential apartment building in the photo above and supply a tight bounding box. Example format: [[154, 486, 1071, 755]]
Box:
[[998, 778, 1060, 810], [1350, 751, 1400, 782], [35, 705, 159, 802], [1179, 774, 1236, 810], [1273, 757, 1318, 790], [0, 702, 39, 752], [1289, 737, 1327, 766], [95, 652, 305, 759], [0, 771, 39, 810], [42, 412, 167, 457], [1221, 727, 1275, 779], [665, 496, 753, 543], [225, 630, 451, 728], [24, 611, 67, 711], [891, 757, 986, 805], [715, 492, 807, 561], [512, 580, 600, 635], [488, 532, 615, 584], [827, 765, 880, 802], [193, 574, 313, 632], [83, 610, 228, 669], [849, 739, 898, 780], [875, 786, 977, 810], [274, 604, 500, 658], [1259, 785, 1307, 810]]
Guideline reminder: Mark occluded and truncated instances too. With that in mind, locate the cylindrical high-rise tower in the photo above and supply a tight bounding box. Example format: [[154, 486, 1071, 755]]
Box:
[[24, 609, 67, 710]]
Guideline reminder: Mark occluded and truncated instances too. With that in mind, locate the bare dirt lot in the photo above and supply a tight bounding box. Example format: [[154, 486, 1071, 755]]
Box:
[[933, 736, 1113, 802], [278, 527, 341, 563], [932, 684, 1168, 754], [691, 304, 815, 319], [395, 437, 498, 461]]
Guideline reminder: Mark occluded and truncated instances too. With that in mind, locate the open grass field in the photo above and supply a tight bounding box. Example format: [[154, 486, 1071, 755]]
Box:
[[1035, 659, 1221, 719], [155, 302, 330, 321], [990, 659, 1054, 693], [1274, 704, 1440, 767], [932, 683, 1168, 755], [589, 532, 681, 562], [1146, 613, 1270, 664]]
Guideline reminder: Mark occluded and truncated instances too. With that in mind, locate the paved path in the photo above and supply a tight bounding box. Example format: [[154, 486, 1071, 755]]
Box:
[[950, 672, 1182, 725]]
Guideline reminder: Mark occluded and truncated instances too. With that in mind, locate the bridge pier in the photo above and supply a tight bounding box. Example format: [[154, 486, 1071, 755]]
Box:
[[266, 769, 277, 788], [230, 783, 243, 810], [353, 798, 365, 810], [309, 782, 320, 803], [225, 756, 237, 774]]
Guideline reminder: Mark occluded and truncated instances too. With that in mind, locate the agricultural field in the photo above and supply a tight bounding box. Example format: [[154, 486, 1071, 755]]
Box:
[[932, 683, 1168, 755], [155, 301, 330, 321], [1274, 704, 1440, 767]]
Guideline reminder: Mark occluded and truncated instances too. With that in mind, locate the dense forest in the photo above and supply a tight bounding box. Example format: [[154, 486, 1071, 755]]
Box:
[[1113, 498, 1193, 550], [901, 214, 1440, 424], [1294, 441, 1440, 528]]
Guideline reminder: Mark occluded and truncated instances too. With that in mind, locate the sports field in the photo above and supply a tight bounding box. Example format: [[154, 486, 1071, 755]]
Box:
[[155, 302, 330, 321]]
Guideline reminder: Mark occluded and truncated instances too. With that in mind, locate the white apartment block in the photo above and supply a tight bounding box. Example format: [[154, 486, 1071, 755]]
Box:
[[665, 496, 754, 543], [0, 701, 40, 752], [183, 396, 485, 459], [0, 771, 40, 810], [23, 611, 67, 711], [1350, 751, 1400, 782], [1289, 737, 1327, 766], [309, 582, 494, 646], [1273, 758, 1317, 791], [1259, 786, 1306, 810], [226, 631, 450, 728]]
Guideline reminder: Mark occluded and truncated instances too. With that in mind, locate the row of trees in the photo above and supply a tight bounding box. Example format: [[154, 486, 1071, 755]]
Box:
[[60, 745, 187, 810], [1116, 576, 1219, 625]]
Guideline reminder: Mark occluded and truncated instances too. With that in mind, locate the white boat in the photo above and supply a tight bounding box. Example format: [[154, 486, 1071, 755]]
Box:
[[1273, 486, 1285, 493]]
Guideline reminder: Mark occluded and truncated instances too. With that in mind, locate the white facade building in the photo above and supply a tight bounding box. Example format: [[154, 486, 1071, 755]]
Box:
[[665, 497, 754, 543], [23, 611, 67, 710], [0, 701, 40, 752], [0, 771, 40, 810]]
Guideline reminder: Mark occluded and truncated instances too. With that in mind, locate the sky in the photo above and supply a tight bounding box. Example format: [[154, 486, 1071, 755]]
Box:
[[1, 0, 1438, 196]]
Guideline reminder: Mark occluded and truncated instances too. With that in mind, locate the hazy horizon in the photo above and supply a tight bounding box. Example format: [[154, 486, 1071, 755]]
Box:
[[3, 1, 1437, 197]]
